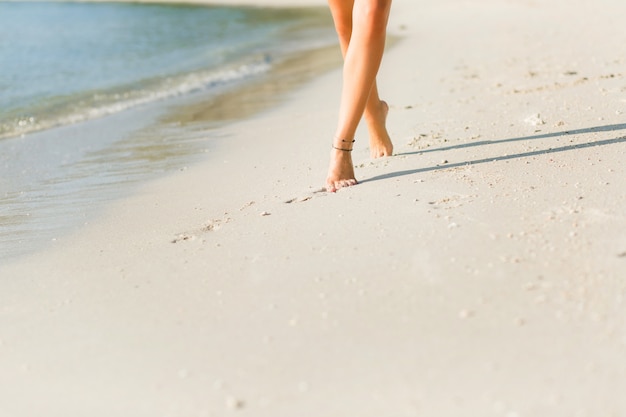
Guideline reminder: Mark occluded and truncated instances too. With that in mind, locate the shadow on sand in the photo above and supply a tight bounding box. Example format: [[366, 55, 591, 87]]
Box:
[[361, 123, 626, 184]]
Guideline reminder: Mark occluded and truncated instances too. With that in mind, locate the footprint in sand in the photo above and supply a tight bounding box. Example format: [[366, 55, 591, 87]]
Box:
[[202, 218, 231, 232], [171, 233, 196, 243], [284, 188, 326, 204], [171, 217, 231, 243]]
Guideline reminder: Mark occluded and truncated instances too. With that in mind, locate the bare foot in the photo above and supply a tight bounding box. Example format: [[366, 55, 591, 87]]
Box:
[[325, 148, 357, 193], [365, 100, 393, 158]]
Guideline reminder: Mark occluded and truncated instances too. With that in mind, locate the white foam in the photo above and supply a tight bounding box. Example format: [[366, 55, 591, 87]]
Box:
[[0, 59, 271, 141]]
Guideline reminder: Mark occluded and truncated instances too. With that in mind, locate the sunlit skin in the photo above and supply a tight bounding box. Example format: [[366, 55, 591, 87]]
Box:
[[326, 0, 393, 192]]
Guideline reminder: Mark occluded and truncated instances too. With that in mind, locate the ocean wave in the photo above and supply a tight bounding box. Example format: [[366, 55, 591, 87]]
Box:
[[0, 57, 272, 141]]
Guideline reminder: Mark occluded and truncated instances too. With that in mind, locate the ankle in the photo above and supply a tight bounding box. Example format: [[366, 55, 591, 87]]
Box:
[[332, 137, 355, 152]]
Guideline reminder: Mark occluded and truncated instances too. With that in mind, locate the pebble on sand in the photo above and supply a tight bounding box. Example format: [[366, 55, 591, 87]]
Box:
[[524, 113, 546, 126], [459, 309, 475, 319], [226, 397, 245, 410]]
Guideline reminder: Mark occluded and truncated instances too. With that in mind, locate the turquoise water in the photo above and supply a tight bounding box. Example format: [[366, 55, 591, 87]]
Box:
[[0, 1, 331, 140], [0, 2, 336, 261]]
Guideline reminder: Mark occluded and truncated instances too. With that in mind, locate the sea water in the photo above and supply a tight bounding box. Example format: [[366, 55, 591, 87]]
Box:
[[0, 1, 331, 139], [0, 2, 336, 261]]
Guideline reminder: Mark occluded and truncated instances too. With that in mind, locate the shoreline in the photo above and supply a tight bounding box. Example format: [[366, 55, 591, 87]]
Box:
[[0, 19, 341, 261], [2, 0, 626, 415], [0, 2, 334, 142]]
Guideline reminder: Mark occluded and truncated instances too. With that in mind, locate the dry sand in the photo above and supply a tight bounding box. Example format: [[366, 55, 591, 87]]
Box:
[[1, 0, 626, 415]]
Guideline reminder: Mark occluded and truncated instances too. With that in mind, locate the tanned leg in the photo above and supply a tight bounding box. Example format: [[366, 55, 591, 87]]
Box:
[[326, 0, 393, 192]]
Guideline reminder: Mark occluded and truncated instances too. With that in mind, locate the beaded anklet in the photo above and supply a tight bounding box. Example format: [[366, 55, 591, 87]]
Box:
[[332, 139, 355, 152]]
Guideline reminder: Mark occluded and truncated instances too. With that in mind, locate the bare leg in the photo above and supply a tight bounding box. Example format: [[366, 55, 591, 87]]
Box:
[[364, 83, 393, 158], [326, 0, 393, 192], [329, 0, 393, 158]]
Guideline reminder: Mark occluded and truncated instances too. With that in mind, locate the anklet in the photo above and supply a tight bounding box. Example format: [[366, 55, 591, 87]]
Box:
[[332, 145, 353, 151], [332, 138, 355, 152]]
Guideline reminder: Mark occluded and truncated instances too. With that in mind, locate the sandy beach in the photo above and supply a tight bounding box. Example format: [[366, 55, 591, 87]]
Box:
[[1, 0, 626, 415]]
